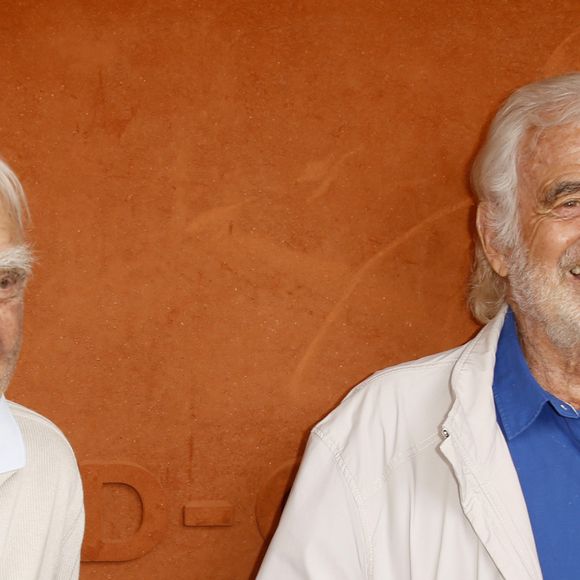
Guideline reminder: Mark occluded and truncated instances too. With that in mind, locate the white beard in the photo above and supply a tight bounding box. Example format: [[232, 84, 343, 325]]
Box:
[[509, 244, 580, 349]]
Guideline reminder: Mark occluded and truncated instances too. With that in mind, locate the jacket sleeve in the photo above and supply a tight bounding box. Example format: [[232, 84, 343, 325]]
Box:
[[256, 431, 368, 580]]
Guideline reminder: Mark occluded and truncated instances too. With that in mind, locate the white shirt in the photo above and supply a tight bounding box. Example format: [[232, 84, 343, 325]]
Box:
[[0, 396, 26, 474]]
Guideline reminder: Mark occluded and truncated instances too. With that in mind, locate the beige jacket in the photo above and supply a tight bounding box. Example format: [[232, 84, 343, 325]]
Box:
[[257, 309, 543, 580]]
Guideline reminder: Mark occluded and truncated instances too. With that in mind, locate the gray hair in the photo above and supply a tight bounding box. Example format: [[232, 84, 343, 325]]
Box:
[[469, 72, 580, 323], [0, 157, 29, 238]]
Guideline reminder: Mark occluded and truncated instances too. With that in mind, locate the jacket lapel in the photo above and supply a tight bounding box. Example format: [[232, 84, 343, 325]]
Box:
[[439, 308, 542, 580]]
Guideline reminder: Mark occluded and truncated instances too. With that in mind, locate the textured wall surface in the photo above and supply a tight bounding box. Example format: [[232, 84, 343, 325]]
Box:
[[0, 0, 578, 578]]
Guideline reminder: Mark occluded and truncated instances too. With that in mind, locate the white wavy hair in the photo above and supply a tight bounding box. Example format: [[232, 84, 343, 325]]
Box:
[[469, 72, 580, 323]]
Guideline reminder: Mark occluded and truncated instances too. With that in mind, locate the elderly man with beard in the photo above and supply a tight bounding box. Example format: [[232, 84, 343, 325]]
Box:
[[0, 161, 84, 578], [257, 74, 580, 580]]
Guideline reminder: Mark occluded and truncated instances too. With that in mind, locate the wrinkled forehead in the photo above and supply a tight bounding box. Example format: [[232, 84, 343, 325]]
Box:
[[0, 196, 24, 245], [517, 123, 580, 198], [0, 188, 30, 274]]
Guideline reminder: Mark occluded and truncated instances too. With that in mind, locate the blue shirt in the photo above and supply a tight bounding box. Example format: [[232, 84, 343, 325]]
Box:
[[493, 309, 580, 579]]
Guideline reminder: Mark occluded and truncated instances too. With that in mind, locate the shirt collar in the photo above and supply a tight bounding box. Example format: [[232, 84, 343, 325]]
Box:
[[0, 396, 25, 473], [493, 309, 553, 440]]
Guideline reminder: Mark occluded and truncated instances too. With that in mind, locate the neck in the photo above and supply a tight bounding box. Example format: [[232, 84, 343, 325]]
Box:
[[510, 304, 580, 408]]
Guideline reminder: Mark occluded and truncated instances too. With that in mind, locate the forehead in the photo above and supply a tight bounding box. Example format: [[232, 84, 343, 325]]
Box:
[[518, 124, 580, 195], [0, 199, 22, 248]]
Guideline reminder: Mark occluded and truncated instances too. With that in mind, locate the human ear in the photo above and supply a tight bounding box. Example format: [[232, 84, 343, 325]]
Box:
[[476, 204, 509, 277]]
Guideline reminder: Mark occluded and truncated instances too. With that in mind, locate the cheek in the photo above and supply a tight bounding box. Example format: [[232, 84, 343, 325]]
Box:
[[0, 301, 23, 354], [528, 219, 580, 262]]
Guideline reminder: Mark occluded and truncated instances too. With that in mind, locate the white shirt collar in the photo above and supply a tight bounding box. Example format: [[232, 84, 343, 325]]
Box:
[[0, 396, 25, 474]]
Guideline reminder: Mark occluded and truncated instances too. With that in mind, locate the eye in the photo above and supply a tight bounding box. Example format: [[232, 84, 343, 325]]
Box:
[[562, 199, 580, 208], [0, 271, 25, 295], [553, 198, 580, 217]]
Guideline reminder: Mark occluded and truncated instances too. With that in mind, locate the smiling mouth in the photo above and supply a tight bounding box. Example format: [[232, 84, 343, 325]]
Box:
[[571, 266, 580, 277]]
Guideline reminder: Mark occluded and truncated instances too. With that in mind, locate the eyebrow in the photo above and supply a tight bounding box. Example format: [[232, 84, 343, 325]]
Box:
[[544, 180, 580, 204], [0, 245, 34, 275]]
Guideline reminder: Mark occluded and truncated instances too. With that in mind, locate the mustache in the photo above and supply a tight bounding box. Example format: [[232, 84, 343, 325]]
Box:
[[559, 245, 580, 270]]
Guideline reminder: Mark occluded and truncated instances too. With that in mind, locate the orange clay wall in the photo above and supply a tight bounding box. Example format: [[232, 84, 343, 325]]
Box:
[[0, 1, 577, 578]]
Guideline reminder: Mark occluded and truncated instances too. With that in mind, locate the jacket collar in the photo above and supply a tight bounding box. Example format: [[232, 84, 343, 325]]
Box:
[[439, 306, 542, 580]]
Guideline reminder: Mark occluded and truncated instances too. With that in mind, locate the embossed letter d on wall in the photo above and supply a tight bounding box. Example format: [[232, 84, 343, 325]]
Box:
[[81, 462, 168, 562]]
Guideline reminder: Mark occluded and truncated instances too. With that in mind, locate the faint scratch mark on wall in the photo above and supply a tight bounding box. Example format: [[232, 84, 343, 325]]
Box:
[[186, 200, 252, 234], [299, 149, 361, 202], [543, 27, 580, 75], [84, 68, 138, 140], [188, 433, 194, 485], [287, 199, 472, 393]]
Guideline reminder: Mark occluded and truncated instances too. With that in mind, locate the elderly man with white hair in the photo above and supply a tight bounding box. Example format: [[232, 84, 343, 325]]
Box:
[[257, 74, 580, 580], [0, 161, 83, 578]]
